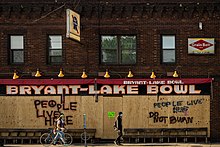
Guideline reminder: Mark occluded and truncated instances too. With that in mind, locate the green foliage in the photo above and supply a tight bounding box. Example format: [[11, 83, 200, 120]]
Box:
[[101, 35, 136, 64]]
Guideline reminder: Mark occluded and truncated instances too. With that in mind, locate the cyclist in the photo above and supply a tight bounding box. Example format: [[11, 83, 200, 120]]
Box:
[[52, 112, 66, 145]]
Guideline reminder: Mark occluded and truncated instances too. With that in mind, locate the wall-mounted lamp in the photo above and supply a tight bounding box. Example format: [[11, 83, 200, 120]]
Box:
[[173, 70, 179, 78], [35, 69, 42, 77], [58, 68, 64, 77], [127, 69, 134, 78], [13, 70, 19, 79], [81, 69, 87, 78], [104, 69, 110, 78], [199, 22, 203, 30], [150, 71, 156, 79]]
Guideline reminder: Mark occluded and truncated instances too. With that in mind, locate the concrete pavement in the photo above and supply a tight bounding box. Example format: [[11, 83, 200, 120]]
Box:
[[3, 143, 220, 147]]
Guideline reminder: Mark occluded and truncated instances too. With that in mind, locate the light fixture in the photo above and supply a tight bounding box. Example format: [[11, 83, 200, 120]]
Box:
[[127, 69, 133, 78], [13, 70, 19, 79], [35, 69, 42, 77], [150, 71, 156, 79], [173, 70, 179, 78], [58, 68, 64, 77], [81, 69, 87, 78], [104, 69, 110, 78], [199, 22, 202, 30]]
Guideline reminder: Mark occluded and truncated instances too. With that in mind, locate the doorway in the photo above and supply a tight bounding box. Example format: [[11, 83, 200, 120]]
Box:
[[102, 96, 123, 139]]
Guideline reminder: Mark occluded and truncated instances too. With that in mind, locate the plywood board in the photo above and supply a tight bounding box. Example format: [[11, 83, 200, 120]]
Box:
[[103, 96, 123, 139], [0, 95, 210, 138]]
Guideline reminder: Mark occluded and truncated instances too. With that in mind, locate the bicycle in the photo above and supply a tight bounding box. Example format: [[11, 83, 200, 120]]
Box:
[[40, 128, 54, 146], [40, 128, 73, 146]]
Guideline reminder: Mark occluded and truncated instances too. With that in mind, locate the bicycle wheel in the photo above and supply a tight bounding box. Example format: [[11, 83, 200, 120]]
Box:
[[40, 133, 53, 146], [63, 133, 73, 146]]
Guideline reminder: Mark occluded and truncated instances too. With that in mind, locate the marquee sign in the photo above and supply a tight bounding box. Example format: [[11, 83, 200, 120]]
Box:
[[0, 78, 212, 95], [188, 38, 215, 54]]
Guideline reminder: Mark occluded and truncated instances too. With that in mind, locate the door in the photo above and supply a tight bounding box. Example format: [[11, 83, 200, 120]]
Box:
[[103, 97, 123, 139]]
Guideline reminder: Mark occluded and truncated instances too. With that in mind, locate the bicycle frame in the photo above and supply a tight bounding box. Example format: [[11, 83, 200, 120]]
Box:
[[40, 129, 73, 146]]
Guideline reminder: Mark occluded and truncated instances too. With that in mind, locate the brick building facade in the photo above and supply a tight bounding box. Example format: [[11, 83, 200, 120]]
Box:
[[0, 0, 220, 143]]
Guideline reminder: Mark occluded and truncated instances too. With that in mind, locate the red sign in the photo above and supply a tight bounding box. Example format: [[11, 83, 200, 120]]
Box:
[[0, 78, 212, 95], [189, 39, 213, 50], [0, 78, 213, 85]]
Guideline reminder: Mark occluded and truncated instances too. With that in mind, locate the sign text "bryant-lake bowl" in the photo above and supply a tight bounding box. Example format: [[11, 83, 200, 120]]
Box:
[[6, 84, 201, 95]]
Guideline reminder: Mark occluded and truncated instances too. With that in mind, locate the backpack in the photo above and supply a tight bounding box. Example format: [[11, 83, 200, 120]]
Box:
[[113, 120, 118, 131]]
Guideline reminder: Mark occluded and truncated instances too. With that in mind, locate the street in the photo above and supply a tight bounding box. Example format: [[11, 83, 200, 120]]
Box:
[[3, 143, 220, 147]]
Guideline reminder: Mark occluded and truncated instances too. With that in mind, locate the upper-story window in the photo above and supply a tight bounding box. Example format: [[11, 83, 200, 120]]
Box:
[[162, 35, 176, 63], [101, 35, 136, 64], [10, 35, 24, 64], [48, 35, 62, 64]]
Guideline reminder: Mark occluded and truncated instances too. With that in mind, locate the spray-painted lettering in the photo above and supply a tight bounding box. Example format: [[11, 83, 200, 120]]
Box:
[[34, 99, 77, 126], [149, 112, 193, 124]]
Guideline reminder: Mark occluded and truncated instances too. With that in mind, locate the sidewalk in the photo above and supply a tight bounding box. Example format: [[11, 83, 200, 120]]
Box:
[[3, 143, 220, 147]]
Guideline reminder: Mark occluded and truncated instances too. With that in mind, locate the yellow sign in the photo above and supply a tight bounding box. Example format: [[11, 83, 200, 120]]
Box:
[[66, 9, 80, 42]]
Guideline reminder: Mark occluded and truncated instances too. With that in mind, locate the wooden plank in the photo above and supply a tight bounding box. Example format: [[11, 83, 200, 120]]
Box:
[[103, 96, 122, 139], [123, 95, 151, 128], [80, 96, 103, 138], [0, 94, 211, 139]]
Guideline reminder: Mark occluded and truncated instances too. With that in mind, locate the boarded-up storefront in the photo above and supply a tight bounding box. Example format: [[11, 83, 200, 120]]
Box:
[[0, 78, 212, 139]]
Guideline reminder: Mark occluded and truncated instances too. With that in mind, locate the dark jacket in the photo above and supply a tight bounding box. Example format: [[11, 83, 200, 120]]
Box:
[[116, 116, 122, 131]]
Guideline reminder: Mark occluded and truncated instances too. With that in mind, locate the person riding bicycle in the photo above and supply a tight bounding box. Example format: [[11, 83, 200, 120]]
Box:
[[52, 112, 66, 145]]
